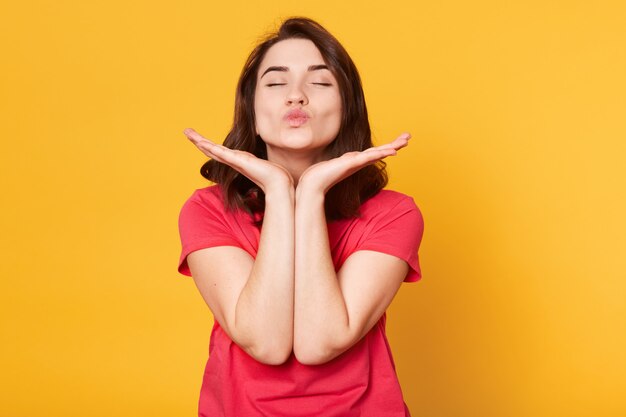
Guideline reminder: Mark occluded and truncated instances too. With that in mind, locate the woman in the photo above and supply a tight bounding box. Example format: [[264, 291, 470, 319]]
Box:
[[178, 16, 424, 417]]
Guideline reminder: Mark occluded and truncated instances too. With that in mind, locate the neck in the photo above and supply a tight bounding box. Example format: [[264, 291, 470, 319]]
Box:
[[266, 146, 327, 187]]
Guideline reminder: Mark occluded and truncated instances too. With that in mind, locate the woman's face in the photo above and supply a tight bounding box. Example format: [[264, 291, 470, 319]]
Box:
[[254, 38, 342, 159]]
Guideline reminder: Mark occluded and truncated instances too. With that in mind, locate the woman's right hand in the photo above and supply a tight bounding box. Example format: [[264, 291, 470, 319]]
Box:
[[183, 128, 294, 194], [183, 128, 296, 365]]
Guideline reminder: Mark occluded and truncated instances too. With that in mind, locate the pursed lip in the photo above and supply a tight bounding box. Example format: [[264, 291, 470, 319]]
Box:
[[283, 108, 310, 121]]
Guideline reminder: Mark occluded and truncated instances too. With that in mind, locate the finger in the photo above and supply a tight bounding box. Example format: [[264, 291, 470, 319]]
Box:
[[364, 132, 411, 153], [195, 142, 257, 175], [201, 144, 238, 167], [183, 128, 234, 163], [369, 147, 397, 159], [192, 138, 220, 155], [363, 141, 405, 153], [347, 148, 397, 167], [364, 143, 391, 152], [344, 148, 397, 177], [397, 132, 411, 140], [389, 132, 411, 149], [183, 128, 218, 147]]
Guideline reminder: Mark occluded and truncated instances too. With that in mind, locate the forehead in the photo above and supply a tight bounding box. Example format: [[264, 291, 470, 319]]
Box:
[[257, 38, 327, 76]]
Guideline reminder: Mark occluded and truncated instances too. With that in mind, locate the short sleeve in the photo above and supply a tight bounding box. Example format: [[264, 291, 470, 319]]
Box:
[[177, 190, 244, 276], [356, 196, 425, 282]]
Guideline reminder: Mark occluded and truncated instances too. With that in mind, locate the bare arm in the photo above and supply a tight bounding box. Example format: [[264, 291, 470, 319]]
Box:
[[293, 133, 412, 365], [184, 129, 295, 365]]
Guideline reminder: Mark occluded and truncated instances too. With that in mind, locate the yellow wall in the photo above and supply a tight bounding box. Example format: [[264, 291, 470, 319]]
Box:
[[1, 1, 625, 416]]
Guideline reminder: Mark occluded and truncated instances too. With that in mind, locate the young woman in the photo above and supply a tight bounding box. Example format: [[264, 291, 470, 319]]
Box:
[[178, 17, 424, 417]]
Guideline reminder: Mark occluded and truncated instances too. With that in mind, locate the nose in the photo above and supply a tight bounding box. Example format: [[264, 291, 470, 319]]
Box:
[[286, 84, 308, 106]]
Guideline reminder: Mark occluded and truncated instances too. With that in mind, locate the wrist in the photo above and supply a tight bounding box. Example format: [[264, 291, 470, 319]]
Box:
[[295, 184, 325, 206], [296, 175, 326, 196], [265, 183, 295, 203]]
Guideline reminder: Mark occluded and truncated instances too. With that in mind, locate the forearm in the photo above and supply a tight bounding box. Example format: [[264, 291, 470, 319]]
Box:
[[293, 188, 350, 364], [235, 186, 295, 363]]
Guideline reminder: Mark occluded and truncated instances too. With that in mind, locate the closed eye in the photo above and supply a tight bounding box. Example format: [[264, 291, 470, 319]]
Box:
[[265, 83, 332, 87]]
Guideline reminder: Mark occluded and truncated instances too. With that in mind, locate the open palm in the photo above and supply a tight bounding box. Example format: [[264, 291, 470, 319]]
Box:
[[298, 133, 411, 195], [184, 128, 294, 193]]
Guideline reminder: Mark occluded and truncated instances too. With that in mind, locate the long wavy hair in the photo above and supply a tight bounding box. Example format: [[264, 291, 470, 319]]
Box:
[[201, 17, 388, 225]]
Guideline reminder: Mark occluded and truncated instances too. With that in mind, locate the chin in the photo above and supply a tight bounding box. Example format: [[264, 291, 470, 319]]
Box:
[[264, 131, 311, 149], [286, 129, 335, 148], [260, 128, 336, 153]]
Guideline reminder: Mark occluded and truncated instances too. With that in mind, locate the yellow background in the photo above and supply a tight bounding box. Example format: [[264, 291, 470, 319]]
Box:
[[1, 1, 625, 416]]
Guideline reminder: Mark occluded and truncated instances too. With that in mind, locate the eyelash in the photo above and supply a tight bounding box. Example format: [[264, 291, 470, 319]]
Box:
[[266, 83, 332, 87]]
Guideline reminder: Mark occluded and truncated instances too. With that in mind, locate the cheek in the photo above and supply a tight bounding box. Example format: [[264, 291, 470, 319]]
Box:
[[324, 97, 343, 129], [254, 93, 273, 133], [254, 108, 275, 129], [328, 92, 342, 118]]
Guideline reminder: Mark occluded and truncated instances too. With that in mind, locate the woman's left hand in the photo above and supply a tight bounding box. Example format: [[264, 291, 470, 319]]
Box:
[[297, 132, 411, 195]]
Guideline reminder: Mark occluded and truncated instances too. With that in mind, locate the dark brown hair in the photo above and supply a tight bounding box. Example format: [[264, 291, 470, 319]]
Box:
[[201, 16, 388, 224]]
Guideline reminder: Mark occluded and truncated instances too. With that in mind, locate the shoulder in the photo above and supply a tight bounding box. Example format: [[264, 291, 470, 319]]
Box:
[[359, 189, 421, 219], [177, 185, 249, 275], [354, 189, 425, 283], [178, 184, 231, 223], [180, 184, 228, 213], [183, 184, 224, 207]]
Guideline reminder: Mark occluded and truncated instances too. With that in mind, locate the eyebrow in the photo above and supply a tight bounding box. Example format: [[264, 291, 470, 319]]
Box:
[[260, 64, 330, 78]]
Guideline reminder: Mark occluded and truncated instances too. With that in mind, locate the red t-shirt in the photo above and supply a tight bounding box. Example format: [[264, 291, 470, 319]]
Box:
[[178, 185, 424, 417]]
